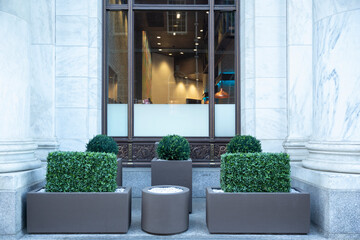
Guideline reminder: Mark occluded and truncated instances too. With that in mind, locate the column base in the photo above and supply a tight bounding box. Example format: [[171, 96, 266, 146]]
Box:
[[291, 163, 360, 238], [33, 139, 59, 162], [283, 138, 309, 162], [0, 167, 46, 239], [304, 141, 360, 173]]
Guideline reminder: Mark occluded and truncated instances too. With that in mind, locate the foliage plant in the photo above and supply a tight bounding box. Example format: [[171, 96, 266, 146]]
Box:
[[157, 135, 190, 160], [220, 152, 290, 192], [226, 135, 262, 153], [46, 151, 117, 192], [86, 134, 118, 155]]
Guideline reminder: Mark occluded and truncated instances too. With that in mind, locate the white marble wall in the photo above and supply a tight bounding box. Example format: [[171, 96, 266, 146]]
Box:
[[242, 0, 287, 152], [55, 0, 103, 151], [283, 0, 312, 161], [303, 0, 360, 173]]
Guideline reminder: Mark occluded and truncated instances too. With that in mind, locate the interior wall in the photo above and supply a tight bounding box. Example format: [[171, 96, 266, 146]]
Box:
[[151, 53, 204, 104]]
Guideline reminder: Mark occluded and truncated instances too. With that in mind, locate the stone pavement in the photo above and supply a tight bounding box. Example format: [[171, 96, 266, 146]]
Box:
[[20, 198, 329, 240]]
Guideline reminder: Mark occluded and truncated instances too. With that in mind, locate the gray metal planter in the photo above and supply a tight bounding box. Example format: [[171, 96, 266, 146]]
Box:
[[141, 185, 189, 235], [151, 158, 192, 212], [27, 187, 132, 233], [206, 187, 310, 234]]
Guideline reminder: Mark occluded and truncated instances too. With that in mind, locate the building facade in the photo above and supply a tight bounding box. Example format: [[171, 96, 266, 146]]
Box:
[[0, 0, 359, 239]]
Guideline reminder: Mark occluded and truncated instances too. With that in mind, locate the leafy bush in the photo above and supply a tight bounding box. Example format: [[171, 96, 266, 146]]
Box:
[[226, 135, 262, 153], [157, 135, 190, 160], [220, 152, 290, 192], [86, 134, 118, 155], [46, 151, 118, 192]]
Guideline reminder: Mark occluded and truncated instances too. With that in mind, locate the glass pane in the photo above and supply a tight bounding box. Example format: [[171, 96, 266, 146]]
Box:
[[134, 10, 209, 137], [108, 0, 127, 4], [135, 0, 208, 4], [215, 0, 235, 5], [107, 11, 128, 136], [214, 11, 235, 137]]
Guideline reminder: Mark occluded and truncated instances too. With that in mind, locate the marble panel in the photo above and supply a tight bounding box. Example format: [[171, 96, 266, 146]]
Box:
[[261, 139, 285, 152], [255, 17, 286, 47], [245, 18, 254, 49], [244, 0, 254, 19], [256, 78, 286, 109], [89, 0, 100, 19], [256, 109, 287, 139], [255, 47, 286, 78], [30, 0, 54, 44], [56, 108, 88, 139], [56, 16, 88, 46], [287, 0, 312, 45], [56, 47, 88, 77], [88, 48, 99, 78], [88, 108, 100, 138], [313, 10, 360, 141], [0, 12, 30, 140], [288, 45, 312, 138], [313, 0, 360, 22], [57, 138, 88, 152], [30, 45, 55, 139], [56, 77, 88, 108], [88, 78, 98, 109], [241, 109, 256, 136], [0, 0, 30, 21], [89, 18, 99, 48], [55, 0, 88, 16], [243, 78, 255, 109], [245, 49, 255, 79], [255, 0, 286, 17]]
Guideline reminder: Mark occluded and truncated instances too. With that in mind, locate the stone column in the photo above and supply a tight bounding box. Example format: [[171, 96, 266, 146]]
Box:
[[303, 1, 360, 173], [283, 0, 312, 162], [0, 1, 45, 237]]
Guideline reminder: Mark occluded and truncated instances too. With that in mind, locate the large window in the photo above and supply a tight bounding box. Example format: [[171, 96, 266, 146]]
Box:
[[104, 0, 239, 165]]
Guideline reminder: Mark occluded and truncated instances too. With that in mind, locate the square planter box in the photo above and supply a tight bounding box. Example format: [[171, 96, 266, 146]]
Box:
[[117, 158, 122, 186], [206, 187, 310, 234], [151, 158, 192, 212], [27, 187, 132, 233]]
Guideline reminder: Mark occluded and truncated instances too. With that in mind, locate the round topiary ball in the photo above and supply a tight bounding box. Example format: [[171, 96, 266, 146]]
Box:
[[157, 135, 190, 160], [86, 134, 118, 155], [226, 135, 262, 153]]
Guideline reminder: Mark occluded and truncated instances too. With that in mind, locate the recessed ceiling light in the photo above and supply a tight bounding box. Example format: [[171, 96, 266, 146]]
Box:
[[173, 32, 176, 36], [157, 36, 161, 39], [176, 13, 181, 19], [159, 49, 162, 51], [194, 49, 197, 52], [196, 78, 199, 81], [180, 52, 184, 55], [200, 29, 204, 32], [197, 36, 201, 39], [169, 53, 173, 56], [206, 11, 209, 14], [195, 43, 199, 46], [185, 76, 188, 79], [157, 42, 161, 45]]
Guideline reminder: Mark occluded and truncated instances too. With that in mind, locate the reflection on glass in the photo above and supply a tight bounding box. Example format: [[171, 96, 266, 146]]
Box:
[[215, 0, 235, 5], [214, 11, 235, 137], [134, 10, 209, 137], [107, 11, 128, 136], [135, 0, 208, 4], [109, 0, 127, 4]]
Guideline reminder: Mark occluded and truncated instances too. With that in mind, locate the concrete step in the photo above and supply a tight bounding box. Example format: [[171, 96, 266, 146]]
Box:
[[21, 198, 326, 240]]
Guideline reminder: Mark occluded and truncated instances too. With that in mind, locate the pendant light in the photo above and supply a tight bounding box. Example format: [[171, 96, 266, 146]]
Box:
[[215, 81, 229, 99]]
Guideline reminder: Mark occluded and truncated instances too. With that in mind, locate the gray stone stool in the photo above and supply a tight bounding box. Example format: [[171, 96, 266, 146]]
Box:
[[141, 185, 189, 235]]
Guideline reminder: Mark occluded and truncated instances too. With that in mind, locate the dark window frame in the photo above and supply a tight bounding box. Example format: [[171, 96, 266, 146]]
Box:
[[102, 0, 240, 166]]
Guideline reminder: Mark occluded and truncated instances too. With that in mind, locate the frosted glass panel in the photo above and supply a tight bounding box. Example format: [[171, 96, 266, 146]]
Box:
[[107, 104, 128, 136], [215, 104, 235, 137], [134, 104, 209, 137]]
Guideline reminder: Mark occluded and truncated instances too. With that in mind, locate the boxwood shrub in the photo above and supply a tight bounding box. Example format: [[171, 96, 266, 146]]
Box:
[[86, 134, 119, 155], [46, 151, 117, 192], [157, 135, 190, 160], [220, 152, 290, 192], [226, 135, 262, 153]]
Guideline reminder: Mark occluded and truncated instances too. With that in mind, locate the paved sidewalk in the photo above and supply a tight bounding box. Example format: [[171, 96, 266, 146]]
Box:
[[22, 198, 326, 240]]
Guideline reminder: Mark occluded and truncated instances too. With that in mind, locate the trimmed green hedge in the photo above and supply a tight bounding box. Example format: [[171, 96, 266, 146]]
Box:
[[220, 152, 290, 192], [46, 151, 118, 192], [226, 135, 262, 153], [157, 135, 190, 160], [86, 134, 119, 155]]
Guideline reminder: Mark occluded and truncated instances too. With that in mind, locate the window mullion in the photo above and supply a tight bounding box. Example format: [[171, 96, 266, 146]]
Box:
[[128, 0, 134, 140], [209, 0, 215, 140]]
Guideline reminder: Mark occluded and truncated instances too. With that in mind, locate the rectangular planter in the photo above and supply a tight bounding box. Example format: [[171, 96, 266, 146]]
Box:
[[27, 187, 132, 233], [117, 158, 122, 186], [206, 187, 310, 234], [151, 158, 192, 212]]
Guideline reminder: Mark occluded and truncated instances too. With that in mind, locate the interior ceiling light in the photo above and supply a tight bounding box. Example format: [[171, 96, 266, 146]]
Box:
[[194, 49, 197, 51], [157, 36, 161, 39], [195, 43, 199, 46], [206, 11, 209, 14], [197, 36, 201, 39], [176, 13, 181, 19], [185, 76, 188, 79], [200, 29, 204, 32], [215, 88, 229, 99], [157, 42, 161, 45], [173, 32, 176, 36], [169, 53, 173, 56], [159, 49, 163, 51], [180, 52, 184, 55]]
